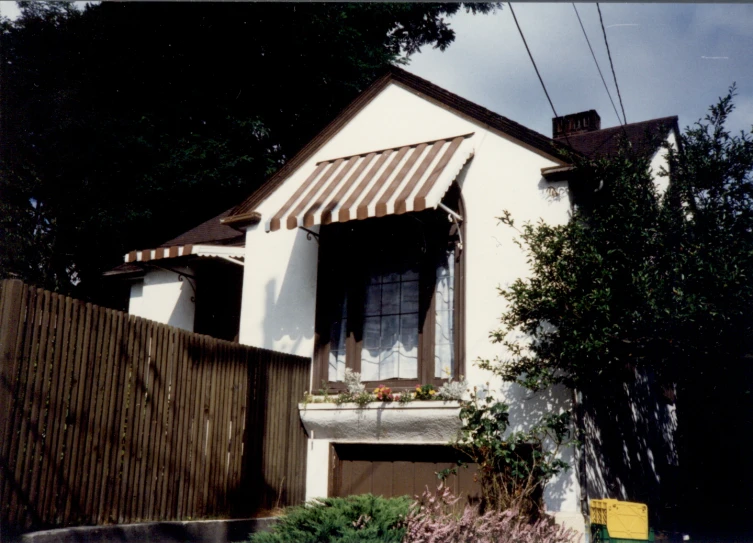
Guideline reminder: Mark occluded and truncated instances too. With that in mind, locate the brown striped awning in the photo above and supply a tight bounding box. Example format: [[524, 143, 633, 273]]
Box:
[[267, 133, 475, 232], [124, 244, 244, 264]]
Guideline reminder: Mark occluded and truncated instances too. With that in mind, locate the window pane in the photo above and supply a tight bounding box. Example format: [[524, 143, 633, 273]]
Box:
[[364, 284, 382, 316], [359, 253, 420, 381], [381, 315, 399, 350], [363, 316, 381, 351], [400, 280, 419, 313], [380, 349, 398, 380], [399, 313, 419, 378], [381, 282, 400, 314], [329, 293, 348, 382], [435, 249, 455, 378]]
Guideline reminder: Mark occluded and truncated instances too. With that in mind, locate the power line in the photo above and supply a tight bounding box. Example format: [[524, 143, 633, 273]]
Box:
[[507, 2, 572, 148], [596, 3, 627, 125], [508, 3, 559, 120], [572, 3, 623, 127]]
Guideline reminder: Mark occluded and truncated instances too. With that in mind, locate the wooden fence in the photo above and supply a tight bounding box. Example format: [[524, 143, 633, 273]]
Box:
[[0, 279, 309, 534]]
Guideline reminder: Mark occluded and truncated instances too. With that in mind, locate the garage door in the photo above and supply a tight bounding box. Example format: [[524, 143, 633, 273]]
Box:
[[330, 444, 482, 503]]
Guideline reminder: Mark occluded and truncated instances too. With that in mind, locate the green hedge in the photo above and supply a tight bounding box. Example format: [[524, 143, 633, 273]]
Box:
[[249, 494, 411, 543]]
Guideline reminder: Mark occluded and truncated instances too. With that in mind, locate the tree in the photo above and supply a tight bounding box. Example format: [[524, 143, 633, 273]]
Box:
[[485, 87, 753, 535], [0, 1, 497, 299]]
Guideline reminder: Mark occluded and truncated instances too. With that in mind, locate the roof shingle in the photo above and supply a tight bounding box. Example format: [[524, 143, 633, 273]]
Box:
[[558, 116, 679, 160]]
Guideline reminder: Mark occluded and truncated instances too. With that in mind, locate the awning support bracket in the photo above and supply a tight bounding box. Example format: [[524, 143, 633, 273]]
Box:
[[438, 202, 464, 252], [299, 227, 320, 244]]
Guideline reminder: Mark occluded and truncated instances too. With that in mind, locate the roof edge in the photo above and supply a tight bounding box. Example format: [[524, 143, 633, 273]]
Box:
[[220, 211, 262, 229], [226, 65, 574, 221], [227, 69, 395, 220]]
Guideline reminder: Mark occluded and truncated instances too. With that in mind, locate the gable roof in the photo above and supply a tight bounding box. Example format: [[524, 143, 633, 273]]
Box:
[[558, 116, 679, 159], [159, 208, 245, 248], [222, 65, 573, 227], [118, 67, 679, 263]]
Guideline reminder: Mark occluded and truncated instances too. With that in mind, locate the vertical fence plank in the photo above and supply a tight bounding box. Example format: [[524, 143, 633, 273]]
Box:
[[6, 285, 38, 526], [191, 334, 203, 516], [14, 289, 50, 529], [35, 293, 66, 525], [91, 309, 117, 525], [219, 344, 232, 513], [138, 321, 157, 522], [39, 295, 73, 524], [51, 298, 80, 524], [126, 317, 149, 523], [99, 310, 126, 524], [81, 306, 110, 524], [29, 293, 63, 526], [113, 315, 136, 524], [61, 300, 94, 523], [159, 327, 177, 518], [174, 331, 191, 519], [145, 323, 163, 520], [0, 280, 26, 531]]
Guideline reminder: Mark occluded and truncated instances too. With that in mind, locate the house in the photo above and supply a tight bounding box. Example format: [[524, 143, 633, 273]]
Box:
[[113, 67, 680, 535]]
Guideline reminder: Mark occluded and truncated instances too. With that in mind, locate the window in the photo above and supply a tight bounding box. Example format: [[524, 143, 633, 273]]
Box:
[[314, 186, 464, 388]]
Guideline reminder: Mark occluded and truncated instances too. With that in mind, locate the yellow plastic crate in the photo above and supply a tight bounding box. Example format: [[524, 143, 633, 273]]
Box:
[[591, 499, 649, 540]]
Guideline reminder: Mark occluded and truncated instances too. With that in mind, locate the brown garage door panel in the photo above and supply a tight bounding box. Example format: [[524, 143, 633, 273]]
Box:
[[330, 444, 481, 503]]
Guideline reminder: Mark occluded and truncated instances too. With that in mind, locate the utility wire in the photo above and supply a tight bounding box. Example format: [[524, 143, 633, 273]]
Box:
[[596, 3, 627, 125], [508, 2, 558, 118], [508, 2, 572, 148], [572, 3, 623, 127]]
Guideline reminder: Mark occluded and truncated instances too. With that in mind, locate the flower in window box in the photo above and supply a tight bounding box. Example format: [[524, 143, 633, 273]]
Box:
[[374, 385, 393, 402], [414, 383, 438, 400]]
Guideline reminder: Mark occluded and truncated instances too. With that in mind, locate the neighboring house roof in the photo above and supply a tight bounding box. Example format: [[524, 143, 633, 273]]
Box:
[[160, 208, 245, 247], [557, 116, 679, 159], [122, 208, 245, 264], [267, 133, 475, 232], [223, 65, 573, 228]]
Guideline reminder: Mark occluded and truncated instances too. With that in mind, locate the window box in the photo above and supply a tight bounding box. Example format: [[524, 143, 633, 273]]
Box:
[[298, 401, 462, 442]]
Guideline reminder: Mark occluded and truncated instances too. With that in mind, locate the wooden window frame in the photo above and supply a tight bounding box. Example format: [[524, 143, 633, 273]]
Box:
[[313, 188, 465, 392]]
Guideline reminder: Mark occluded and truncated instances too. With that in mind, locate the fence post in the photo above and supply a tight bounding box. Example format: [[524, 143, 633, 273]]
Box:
[[0, 279, 26, 531]]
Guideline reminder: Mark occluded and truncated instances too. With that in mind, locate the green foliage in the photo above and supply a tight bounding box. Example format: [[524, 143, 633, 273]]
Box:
[[248, 494, 411, 543], [0, 2, 497, 299], [451, 388, 573, 519], [484, 85, 753, 394]]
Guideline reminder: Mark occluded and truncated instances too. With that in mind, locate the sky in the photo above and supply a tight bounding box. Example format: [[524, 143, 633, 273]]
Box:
[[1, 2, 751, 139], [406, 3, 753, 139]]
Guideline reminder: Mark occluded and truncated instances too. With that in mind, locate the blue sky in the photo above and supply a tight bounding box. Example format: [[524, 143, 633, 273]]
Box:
[[407, 3, 753, 139], [2, 2, 751, 139]]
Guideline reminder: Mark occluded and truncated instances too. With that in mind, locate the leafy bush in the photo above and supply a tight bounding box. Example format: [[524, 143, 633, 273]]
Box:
[[454, 388, 573, 519], [436, 378, 468, 401], [405, 485, 577, 543], [249, 494, 411, 543]]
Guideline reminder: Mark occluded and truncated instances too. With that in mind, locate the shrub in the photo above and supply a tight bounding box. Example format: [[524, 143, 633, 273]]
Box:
[[248, 494, 411, 543], [404, 485, 577, 543], [436, 378, 467, 401], [454, 388, 573, 519]]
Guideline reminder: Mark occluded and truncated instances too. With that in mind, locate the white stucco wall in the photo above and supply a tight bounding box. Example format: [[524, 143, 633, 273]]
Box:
[[238, 82, 582, 522], [127, 267, 196, 331], [238, 225, 318, 357], [649, 129, 677, 194]]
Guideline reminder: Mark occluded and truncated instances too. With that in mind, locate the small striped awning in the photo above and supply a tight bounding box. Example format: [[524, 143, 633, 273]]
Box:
[[124, 244, 244, 264], [267, 133, 475, 232]]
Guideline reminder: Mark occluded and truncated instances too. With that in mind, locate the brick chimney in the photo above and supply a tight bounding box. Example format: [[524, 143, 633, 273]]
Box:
[[553, 110, 601, 139]]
